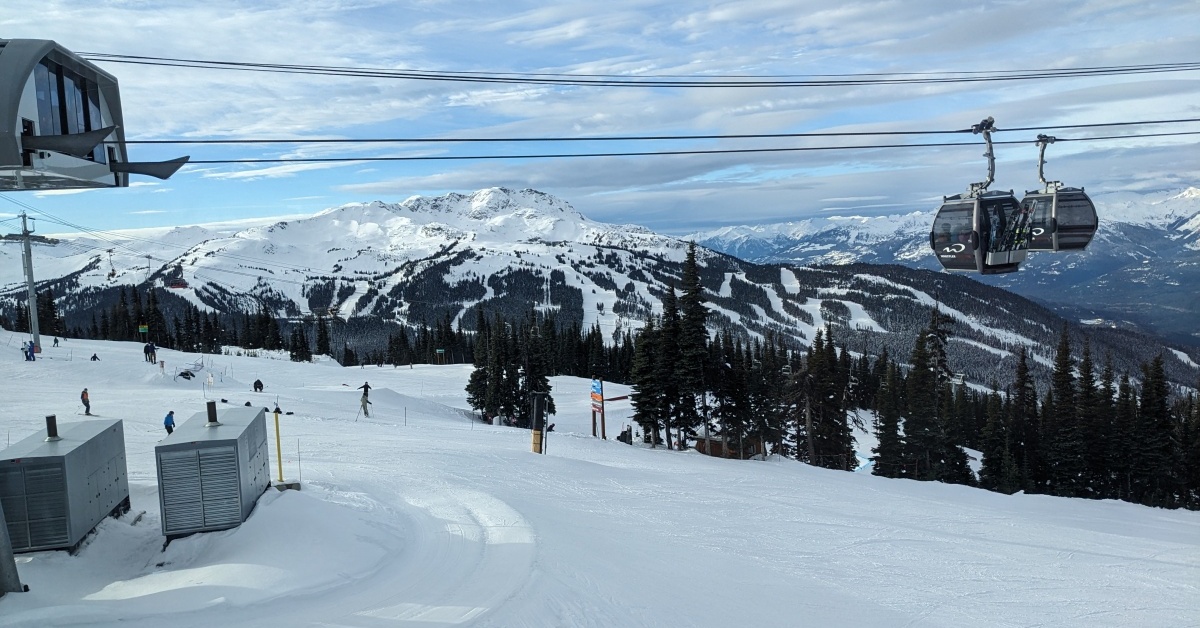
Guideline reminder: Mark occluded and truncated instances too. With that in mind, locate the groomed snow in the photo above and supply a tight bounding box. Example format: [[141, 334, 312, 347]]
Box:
[[1, 332, 1197, 627]]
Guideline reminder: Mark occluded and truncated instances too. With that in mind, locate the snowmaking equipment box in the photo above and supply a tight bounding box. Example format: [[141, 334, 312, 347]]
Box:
[[154, 405, 270, 539], [0, 418, 130, 553]]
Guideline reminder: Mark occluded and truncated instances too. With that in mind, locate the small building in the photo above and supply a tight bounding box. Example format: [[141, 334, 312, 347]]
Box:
[[0, 38, 187, 190], [693, 435, 761, 460], [155, 405, 270, 540], [0, 418, 130, 553]]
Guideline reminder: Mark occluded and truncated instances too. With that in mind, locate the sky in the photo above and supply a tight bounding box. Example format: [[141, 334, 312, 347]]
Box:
[[2, 0, 1199, 236], [1, 331, 1198, 627]]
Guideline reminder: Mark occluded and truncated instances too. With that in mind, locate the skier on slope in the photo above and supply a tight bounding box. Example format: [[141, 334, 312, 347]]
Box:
[[81, 388, 91, 416], [164, 411, 176, 435], [358, 381, 372, 398], [360, 393, 371, 418]]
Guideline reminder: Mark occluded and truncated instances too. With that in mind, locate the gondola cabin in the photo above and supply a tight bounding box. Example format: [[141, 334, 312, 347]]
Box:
[[167, 278, 188, 289], [930, 190, 1030, 275], [0, 38, 187, 190], [1021, 187, 1098, 251]]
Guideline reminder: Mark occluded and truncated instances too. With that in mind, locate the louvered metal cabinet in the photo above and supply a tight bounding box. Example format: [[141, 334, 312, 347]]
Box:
[[0, 420, 129, 553], [155, 407, 270, 538]]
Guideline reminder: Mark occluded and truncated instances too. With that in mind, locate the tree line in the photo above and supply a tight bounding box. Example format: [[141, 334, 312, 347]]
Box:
[[7, 262, 1196, 510]]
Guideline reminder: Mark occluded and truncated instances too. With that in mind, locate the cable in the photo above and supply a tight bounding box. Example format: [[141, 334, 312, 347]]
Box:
[[119, 117, 1200, 146], [76, 53, 1200, 87], [177, 130, 1200, 165]]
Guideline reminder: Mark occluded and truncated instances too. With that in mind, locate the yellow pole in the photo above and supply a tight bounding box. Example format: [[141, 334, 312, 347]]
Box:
[[273, 409, 284, 482]]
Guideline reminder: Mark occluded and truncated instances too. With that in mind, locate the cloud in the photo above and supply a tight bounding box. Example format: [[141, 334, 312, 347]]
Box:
[[5, 0, 1198, 233], [203, 161, 368, 181], [33, 188, 95, 197]]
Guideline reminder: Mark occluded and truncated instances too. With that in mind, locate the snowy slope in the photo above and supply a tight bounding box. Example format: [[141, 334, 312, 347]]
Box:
[[1, 332, 1197, 628], [691, 186, 1200, 345]]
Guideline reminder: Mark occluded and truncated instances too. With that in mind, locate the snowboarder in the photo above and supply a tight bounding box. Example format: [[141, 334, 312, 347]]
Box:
[[358, 381, 372, 399], [81, 388, 91, 415], [90, 353, 100, 361], [164, 411, 176, 435], [253, 379, 264, 393], [360, 393, 371, 418], [53, 337, 59, 347]]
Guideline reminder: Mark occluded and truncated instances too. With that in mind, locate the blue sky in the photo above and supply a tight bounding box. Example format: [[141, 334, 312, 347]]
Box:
[[2, 0, 1199, 235]]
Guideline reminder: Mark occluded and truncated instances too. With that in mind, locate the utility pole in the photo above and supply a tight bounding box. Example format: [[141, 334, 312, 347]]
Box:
[[2, 212, 57, 353]]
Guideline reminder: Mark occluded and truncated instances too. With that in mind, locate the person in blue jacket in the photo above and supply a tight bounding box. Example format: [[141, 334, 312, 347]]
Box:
[[164, 410, 176, 435]]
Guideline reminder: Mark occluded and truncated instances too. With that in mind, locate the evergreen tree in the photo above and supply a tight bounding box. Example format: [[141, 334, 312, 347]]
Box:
[[629, 318, 660, 443], [146, 288, 168, 346], [1112, 373, 1137, 500], [1011, 348, 1042, 491], [1131, 355, 1178, 506], [315, 314, 331, 356], [871, 360, 906, 478], [341, 343, 358, 367], [904, 330, 940, 479], [1076, 341, 1107, 496], [675, 242, 709, 444], [979, 383, 1007, 490], [656, 287, 682, 449], [1047, 326, 1086, 496]]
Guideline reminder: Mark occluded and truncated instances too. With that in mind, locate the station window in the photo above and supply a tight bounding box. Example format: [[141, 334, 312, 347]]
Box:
[[33, 59, 106, 161]]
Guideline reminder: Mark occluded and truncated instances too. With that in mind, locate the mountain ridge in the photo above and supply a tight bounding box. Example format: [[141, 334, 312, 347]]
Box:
[[1, 187, 1196, 390]]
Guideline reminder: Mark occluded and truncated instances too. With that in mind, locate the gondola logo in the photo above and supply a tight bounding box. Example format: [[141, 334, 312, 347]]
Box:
[[941, 244, 967, 253]]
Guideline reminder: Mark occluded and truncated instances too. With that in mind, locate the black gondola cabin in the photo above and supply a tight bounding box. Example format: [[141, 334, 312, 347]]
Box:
[[931, 190, 1030, 275], [1021, 187, 1098, 251]]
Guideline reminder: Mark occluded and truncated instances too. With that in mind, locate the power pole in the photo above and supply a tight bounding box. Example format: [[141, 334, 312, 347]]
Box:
[[2, 212, 57, 353]]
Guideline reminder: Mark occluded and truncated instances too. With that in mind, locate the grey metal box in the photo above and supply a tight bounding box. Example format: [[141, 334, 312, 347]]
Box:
[[0, 420, 130, 553], [155, 407, 270, 538]]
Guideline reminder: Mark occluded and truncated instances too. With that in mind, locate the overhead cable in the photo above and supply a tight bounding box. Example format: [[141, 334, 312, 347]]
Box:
[[117, 117, 1200, 145], [180, 130, 1200, 165], [76, 54, 1200, 87]]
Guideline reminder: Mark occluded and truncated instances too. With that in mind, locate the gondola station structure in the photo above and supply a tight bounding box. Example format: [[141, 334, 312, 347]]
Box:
[[155, 403, 271, 541], [0, 38, 188, 191], [0, 417, 130, 553]]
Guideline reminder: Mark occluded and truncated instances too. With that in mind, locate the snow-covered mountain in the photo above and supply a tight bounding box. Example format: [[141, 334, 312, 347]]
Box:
[[692, 187, 1200, 347], [1, 187, 1197, 388]]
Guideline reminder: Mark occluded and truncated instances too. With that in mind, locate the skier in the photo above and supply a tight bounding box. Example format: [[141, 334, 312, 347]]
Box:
[[90, 353, 100, 361], [53, 337, 59, 347], [148, 342, 157, 363], [81, 388, 91, 416], [253, 379, 264, 393], [360, 393, 371, 418], [163, 411, 176, 435], [358, 381, 372, 399]]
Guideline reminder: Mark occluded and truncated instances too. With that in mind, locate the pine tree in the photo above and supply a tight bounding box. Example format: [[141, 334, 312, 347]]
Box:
[[904, 330, 940, 480], [1047, 326, 1086, 496], [1131, 355, 1178, 506], [656, 287, 682, 449], [1011, 348, 1042, 492], [871, 360, 906, 478], [675, 242, 708, 444], [1112, 373, 1137, 500], [1181, 382, 1200, 509], [630, 318, 662, 444], [1076, 341, 1107, 496], [315, 314, 331, 356], [979, 383, 1007, 490]]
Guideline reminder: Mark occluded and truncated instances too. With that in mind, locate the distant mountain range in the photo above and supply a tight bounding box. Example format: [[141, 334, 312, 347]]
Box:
[[1, 187, 1197, 389], [690, 187, 1200, 348]]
